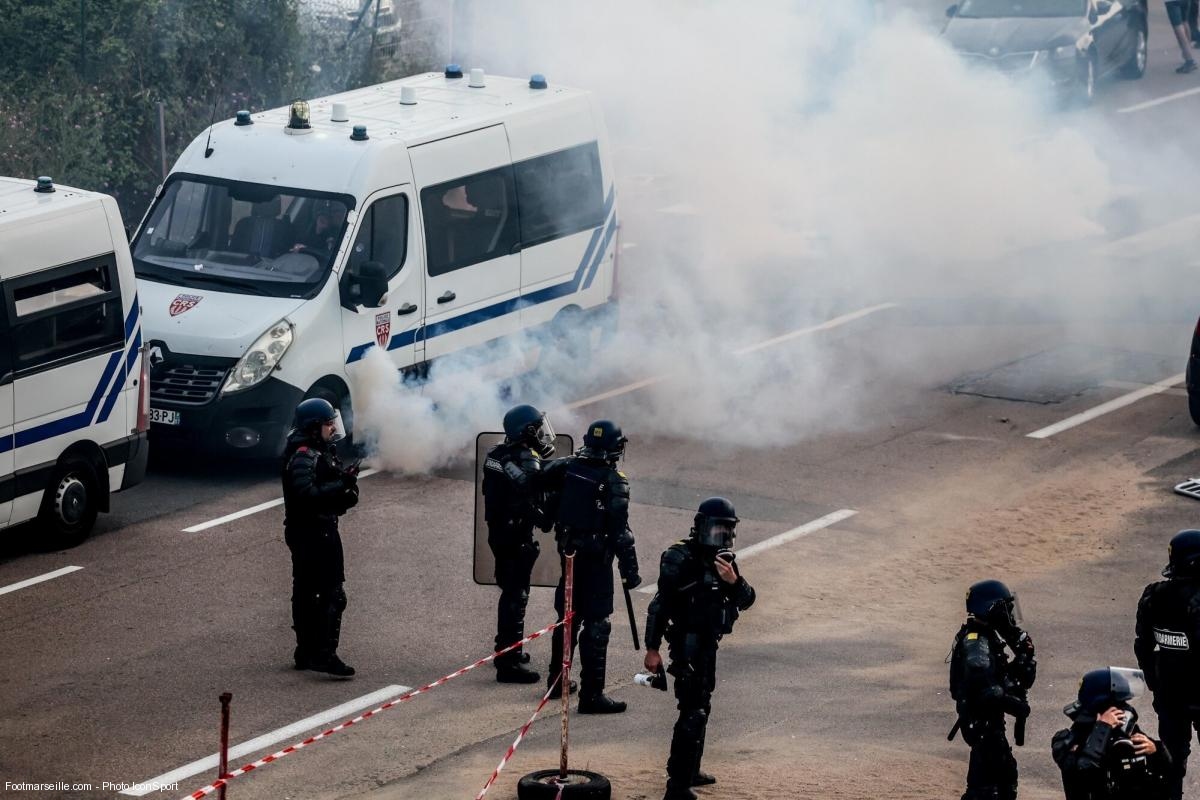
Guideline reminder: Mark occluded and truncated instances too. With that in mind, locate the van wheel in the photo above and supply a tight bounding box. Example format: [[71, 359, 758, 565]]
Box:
[[1121, 26, 1147, 79], [39, 457, 100, 548], [305, 385, 356, 455]]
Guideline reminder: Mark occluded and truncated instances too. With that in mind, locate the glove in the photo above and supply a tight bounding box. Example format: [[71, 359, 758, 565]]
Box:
[[1003, 694, 1030, 719], [622, 573, 642, 590], [343, 485, 359, 510]]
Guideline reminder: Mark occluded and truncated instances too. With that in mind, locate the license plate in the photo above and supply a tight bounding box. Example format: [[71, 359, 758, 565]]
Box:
[[149, 408, 181, 426]]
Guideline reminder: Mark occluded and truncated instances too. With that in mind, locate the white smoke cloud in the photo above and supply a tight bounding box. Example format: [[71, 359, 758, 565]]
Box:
[[354, 0, 1176, 471]]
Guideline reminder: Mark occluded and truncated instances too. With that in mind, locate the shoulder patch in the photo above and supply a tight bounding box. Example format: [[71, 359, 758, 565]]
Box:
[[297, 446, 309, 453], [966, 632, 979, 641], [530, 449, 541, 459], [617, 471, 627, 478]]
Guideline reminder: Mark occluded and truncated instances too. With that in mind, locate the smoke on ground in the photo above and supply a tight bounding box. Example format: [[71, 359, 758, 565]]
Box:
[[355, 0, 1188, 471]]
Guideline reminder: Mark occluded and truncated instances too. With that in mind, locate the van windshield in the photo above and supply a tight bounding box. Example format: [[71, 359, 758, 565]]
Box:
[[131, 174, 355, 299]]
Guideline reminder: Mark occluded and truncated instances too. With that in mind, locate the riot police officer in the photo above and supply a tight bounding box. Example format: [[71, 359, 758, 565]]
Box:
[[948, 579, 1037, 800], [543, 420, 641, 713], [282, 398, 360, 678], [644, 497, 755, 800], [1134, 529, 1200, 800], [1052, 666, 1171, 799], [481, 404, 556, 684]]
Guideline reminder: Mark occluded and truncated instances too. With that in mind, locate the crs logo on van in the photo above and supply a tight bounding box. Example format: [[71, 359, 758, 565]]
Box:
[[169, 293, 203, 316], [375, 311, 391, 348]]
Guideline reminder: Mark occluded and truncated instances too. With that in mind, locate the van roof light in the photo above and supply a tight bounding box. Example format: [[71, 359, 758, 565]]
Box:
[[444, 64, 463, 79], [351, 125, 369, 141], [469, 68, 486, 88], [529, 73, 548, 90], [399, 86, 417, 105], [331, 102, 349, 122], [234, 110, 253, 126], [34, 176, 55, 193], [288, 99, 311, 130]]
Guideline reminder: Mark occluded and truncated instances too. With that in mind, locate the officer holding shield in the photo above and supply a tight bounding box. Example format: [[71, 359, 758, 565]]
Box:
[[481, 404, 556, 684]]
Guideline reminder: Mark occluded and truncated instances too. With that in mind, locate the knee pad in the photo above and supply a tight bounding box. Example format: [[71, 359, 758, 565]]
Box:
[[581, 617, 611, 646], [680, 708, 708, 737]]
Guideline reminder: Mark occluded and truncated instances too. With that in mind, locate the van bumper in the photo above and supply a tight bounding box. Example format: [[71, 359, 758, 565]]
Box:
[[114, 431, 150, 490], [150, 377, 304, 459]]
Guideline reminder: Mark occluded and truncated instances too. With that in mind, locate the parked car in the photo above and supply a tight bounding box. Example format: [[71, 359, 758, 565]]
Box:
[[943, 0, 1148, 104]]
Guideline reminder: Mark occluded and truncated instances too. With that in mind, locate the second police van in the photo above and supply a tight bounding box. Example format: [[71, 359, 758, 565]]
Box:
[[130, 67, 620, 458]]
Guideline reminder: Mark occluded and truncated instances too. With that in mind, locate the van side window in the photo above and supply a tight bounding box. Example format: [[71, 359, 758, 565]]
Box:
[[6, 255, 125, 373], [421, 166, 520, 276], [348, 194, 409, 279], [514, 142, 606, 247]]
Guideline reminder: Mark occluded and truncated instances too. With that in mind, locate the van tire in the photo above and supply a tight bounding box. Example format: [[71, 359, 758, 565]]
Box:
[[39, 457, 100, 548], [1189, 389, 1200, 427]]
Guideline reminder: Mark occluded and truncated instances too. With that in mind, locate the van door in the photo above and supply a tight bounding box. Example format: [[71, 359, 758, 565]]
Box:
[[410, 125, 522, 361], [341, 188, 423, 371], [0, 291, 13, 528]]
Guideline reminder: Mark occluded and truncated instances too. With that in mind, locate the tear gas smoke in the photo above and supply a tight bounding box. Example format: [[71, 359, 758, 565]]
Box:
[[355, 0, 1191, 472]]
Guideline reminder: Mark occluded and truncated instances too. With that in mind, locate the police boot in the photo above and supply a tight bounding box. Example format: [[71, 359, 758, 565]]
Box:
[[310, 654, 356, 679], [495, 653, 540, 684], [546, 675, 578, 698], [662, 784, 698, 800], [577, 619, 625, 713], [691, 728, 715, 786]]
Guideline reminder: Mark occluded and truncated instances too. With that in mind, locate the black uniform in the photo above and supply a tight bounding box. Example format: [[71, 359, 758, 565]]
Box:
[[949, 622, 1036, 800], [543, 453, 640, 702], [1052, 716, 1171, 799], [1135, 578, 1200, 800], [481, 440, 547, 668], [282, 430, 358, 668], [645, 539, 755, 797]]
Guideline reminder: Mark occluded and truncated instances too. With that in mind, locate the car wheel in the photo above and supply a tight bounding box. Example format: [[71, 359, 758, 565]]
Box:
[[1121, 26, 1148, 79], [1189, 389, 1200, 427], [39, 456, 100, 548], [517, 769, 611, 799]]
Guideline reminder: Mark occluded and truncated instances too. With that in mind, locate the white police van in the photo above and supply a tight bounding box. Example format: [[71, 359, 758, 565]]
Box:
[[131, 67, 620, 458], [0, 177, 149, 545]]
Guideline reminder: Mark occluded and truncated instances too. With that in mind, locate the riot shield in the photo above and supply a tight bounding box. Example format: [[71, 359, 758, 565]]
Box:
[[473, 432, 573, 587]]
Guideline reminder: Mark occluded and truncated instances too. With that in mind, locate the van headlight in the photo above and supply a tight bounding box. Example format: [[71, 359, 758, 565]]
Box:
[[222, 320, 294, 395]]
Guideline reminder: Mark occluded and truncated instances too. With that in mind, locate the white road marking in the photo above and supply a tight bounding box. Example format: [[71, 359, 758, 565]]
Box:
[[0, 565, 83, 597], [1117, 86, 1200, 114], [1026, 373, 1186, 440], [1102, 380, 1189, 398], [565, 303, 898, 411], [181, 468, 379, 533], [119, 683, 410, 797], [635, 509, 858, 595]]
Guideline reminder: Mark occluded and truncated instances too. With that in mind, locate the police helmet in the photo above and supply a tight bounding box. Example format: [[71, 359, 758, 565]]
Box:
[[1066, 667, 1147, 719], [582, 420, 627, 463], [293, 397, 344, 441], [1163, 529, 1200, 578], [966, 579, 1022, 632], [502, 404, 556, 458], [693, 497, 739, 550]]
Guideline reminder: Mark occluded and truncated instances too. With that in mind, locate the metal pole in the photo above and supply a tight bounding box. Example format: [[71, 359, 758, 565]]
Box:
[[559, 553, 574, 782], [157, 101, 168, 181], [218, 692, 232, 800]]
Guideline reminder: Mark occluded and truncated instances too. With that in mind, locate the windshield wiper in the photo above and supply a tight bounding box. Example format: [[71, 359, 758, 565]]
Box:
[[185, 272, 270, 296]]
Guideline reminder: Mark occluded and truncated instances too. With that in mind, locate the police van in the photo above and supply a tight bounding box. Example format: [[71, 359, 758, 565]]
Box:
[[130, 67, 620, 458], [0, 177, 149, 546]]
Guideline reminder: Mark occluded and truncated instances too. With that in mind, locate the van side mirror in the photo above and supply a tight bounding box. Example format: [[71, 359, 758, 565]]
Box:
[[946, 3, 958, 17]]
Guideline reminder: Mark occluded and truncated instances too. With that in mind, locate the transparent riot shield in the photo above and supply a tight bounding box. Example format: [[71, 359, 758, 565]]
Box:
[[473, 432, 573, 587]]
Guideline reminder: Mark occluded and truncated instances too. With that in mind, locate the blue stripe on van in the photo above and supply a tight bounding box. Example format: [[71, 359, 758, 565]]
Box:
[[345, 187, 617, 365], [2, 300, 141, 454]]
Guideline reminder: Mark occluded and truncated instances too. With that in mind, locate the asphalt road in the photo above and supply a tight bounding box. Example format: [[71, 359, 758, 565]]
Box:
[[3, 3, 1200, 799]]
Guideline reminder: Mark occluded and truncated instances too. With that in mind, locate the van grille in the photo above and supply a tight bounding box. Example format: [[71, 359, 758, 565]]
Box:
[[150, 364, 229, 406]]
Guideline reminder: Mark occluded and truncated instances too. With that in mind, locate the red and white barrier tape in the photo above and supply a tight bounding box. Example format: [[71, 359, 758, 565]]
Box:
[[178, 616, 571, 800], [475, 673, 563, 800]]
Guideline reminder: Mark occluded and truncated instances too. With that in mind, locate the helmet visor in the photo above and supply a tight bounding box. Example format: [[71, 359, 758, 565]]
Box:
[[326, 410, 347, 443], [697, 520, 736, 549], [1109, 667, 1148, 703], [535, 416, 556, 457], [1009, 594, 1024, 628]]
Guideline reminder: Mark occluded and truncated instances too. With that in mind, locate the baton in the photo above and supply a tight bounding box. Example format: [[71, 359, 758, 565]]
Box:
[[623, 581, 641, 650], [1014, 715, 1026, 747], [947, 718, 962, 742]]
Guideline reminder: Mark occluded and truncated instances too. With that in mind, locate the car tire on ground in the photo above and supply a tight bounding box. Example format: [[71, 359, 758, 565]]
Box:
[[39, 456, 101, 548], [1189, 390, 1200, 427], [1120, 26, 1148, 79], [517, 769, 612, 799]]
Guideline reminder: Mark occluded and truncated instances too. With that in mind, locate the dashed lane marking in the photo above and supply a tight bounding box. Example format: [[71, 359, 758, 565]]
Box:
[[635, 509, 858, 595], [0, 565, 83, 597], [1026, 373, 1185, 439], [119, 684, 411, 796]]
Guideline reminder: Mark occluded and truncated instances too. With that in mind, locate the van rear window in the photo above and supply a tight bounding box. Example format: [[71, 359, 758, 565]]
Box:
[[513, 142, 605, 248], [421, 166, 520, 277]]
